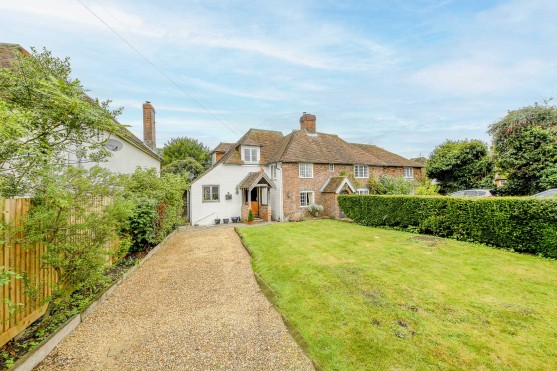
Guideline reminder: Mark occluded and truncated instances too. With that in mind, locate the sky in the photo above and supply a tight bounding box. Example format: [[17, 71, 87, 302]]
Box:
[[1, 0, 557, 158]]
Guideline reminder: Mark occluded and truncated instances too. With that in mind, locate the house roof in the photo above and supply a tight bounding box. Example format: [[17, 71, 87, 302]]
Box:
[[0, 43, 161, 163], [351, 143, 422, 167], [0, 43, 28, 68], [216, 129, 284, 166], [321, 176, 356, 193], [267, 130, 421, 167], [211, 142, 234, 154], [237, 171, 276, 189]]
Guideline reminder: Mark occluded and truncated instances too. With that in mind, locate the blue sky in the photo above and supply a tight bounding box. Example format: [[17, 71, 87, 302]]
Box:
[[2, 0, 556, 158]]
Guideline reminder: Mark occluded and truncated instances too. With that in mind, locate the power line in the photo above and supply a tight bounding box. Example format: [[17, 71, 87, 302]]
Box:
[[76, 0, 239, 136]]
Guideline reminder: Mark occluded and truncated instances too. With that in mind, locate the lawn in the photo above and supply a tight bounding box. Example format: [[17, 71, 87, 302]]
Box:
[[238, 220, 557, 370]]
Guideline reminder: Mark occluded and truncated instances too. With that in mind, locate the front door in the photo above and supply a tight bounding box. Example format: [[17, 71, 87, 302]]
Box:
[[250, 188, 259, 216]]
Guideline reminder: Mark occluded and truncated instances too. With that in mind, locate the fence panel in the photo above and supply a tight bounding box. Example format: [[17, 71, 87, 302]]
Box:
[[0, 197, 118, 346]]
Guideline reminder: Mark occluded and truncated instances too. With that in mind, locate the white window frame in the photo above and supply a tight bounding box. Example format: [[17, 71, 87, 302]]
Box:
[[354, 165, 369, 179], [356, 188, 369, 195], [202, 185, 220, 202], [299, 163, 314, 178], [270, 164, 277, 179], [242, 146, 259, 163], [329, 163, 334, 172], [300, 191, 314, 207], [404, 167, 414, 179]]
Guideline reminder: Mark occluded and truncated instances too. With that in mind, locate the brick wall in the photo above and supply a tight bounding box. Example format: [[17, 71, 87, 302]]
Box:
[[281, 162, 423, 219]]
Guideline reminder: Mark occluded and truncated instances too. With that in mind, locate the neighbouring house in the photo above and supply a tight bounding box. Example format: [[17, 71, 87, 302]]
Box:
[[0, 43, 161, 174], [494, 174, 507, 187], [188, 113, 424, 225]]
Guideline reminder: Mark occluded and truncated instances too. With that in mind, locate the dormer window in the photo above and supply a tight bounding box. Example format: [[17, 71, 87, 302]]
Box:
[[242, 146, 259, 163]]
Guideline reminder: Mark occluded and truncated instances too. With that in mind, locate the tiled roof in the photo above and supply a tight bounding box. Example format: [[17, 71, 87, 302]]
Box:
[[211, 128, 422, 168], [218, 129, 284, 165], [0, 43, 160, 162], [211, 142, 234, 154], [321, 176, 356, 193], [0, 43, 28, 68], [237, 171, 275, 189], [351, 143, 421, 167]]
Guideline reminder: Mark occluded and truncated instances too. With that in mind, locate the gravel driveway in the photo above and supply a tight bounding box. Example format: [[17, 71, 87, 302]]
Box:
[[37, 226, 313, 370]]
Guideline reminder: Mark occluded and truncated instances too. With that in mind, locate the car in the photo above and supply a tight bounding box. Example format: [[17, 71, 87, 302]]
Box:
[[532, 188, 557, 198], [448, 189, 494, 197]]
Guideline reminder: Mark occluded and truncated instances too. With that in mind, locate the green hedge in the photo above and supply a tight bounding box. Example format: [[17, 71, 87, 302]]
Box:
[[338, 195, 557, 258]]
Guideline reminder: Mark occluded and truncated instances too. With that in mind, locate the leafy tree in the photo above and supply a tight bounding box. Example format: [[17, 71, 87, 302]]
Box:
[[488, 101, 557, 195], [161, 158, 205, 178], [23, 166, 132, 324], [426, 139, 494, 194], [0, 47, 121, 197], [161, 137, 211, 168]]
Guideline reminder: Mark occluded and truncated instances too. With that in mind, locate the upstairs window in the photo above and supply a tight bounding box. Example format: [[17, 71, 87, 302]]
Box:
[[270, 164, 277, 179], [242, 146, 259, 163], [329, 163, 334, 171], [202, 185, 219, 202], [404, 167, 414, 179], [354, 165, 369, 178], [299, 163, 314, 178]]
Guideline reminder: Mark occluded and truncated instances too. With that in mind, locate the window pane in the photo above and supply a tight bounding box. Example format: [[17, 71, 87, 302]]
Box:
[[244, 148, 250, 162]]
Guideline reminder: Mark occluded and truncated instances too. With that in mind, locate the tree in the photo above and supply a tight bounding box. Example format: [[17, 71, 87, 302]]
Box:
[[0, 47, 121, 197], [489, 101, 557, 195], [426, 139, 494, 194], [161, 158, 205, 178], [161, 137, 211, 168], [23, 166, 132, 324]]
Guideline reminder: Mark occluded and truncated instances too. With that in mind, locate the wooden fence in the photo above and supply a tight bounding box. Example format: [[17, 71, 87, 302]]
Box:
[[0, 197, 119, 347]]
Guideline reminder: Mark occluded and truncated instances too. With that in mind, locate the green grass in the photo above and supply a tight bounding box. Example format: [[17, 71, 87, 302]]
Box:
[[238, 220, 557, 370]]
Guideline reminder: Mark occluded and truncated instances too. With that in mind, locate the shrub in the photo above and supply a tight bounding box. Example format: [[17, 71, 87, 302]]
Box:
[[122, 167, 188, 251], [338, 195, 557, 258], [307, 204, 324, 217], [248, 209, 254, 222]]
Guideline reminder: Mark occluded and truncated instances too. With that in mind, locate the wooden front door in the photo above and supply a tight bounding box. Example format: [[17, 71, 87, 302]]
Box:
[[250, 188, 259, 216]]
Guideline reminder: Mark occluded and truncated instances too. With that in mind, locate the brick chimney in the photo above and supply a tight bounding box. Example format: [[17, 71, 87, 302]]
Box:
[[143, 101, 156, 150], [300, 112, 316, 134]]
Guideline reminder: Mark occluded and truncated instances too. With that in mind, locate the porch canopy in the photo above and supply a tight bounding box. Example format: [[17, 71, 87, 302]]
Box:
[[237, 171, 276, 191]]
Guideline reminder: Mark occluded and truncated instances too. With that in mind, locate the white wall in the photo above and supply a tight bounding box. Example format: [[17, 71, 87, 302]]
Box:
[[190, 163, 283, 226], [70, 131, 160, 175], [270, 163, 283, 222]]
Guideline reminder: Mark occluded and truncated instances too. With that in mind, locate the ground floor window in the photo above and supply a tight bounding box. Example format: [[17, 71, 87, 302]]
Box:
[[202, 185, 220, 202], [404, 167, 414, 179], [356, 188, 369, 195], [300, 191, 314, 207]]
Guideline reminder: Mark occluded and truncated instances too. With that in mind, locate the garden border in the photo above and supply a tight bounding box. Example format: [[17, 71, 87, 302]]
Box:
[[234, 226, 322, 371], [12, 228, 180, 371]]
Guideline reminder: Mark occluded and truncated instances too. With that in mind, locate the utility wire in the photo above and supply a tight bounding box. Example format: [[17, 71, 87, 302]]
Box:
[[76, 0, 239, 135]]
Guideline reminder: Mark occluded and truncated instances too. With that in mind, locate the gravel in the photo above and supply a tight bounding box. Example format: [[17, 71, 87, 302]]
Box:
[[36, 226, 313, 370]]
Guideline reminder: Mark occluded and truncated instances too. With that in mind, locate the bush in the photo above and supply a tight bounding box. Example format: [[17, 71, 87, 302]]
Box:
[[307, 204, 324, 217], [122, 168, 188, 251], [367, 175, 414, 195], [338, 195, 557, 258]]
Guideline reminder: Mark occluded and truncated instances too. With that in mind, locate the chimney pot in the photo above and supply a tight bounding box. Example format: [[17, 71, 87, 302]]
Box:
[[143, 102, 156, 151], [299, 112, 316, 134]]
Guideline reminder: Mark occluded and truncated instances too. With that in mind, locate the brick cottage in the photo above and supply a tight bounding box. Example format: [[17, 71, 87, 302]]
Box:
[[188, 113, 424, 225]]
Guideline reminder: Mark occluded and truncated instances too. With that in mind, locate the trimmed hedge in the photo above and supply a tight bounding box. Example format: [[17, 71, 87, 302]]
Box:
[[338, 195, 557, 258]]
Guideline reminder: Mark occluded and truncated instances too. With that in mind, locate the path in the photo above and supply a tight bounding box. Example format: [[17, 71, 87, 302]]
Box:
[[37, 226, 312, 370]]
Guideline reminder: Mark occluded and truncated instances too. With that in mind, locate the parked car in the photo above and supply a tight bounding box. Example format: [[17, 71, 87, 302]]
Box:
[[532, 188, 557, 198], [449, 189, 494, 197]]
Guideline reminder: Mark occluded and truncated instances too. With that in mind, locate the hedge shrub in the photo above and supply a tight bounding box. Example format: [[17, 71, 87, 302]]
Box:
[[338, 195, 557, 258]]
